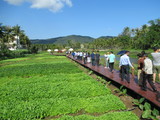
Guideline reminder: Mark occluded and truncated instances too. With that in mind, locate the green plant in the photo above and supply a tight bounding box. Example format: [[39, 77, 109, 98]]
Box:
[[96, 76, 102, 81], [28, 46, 38, 54], [114, 86, 127, 96], [106, 81, 111, 86], [133, 98, 160, 120], [100, 79, 106, 84], [0, 53, 134, 119], [121, 89, 127, 96], [133, 97, 145, 110], [142, 102, 160, 120], [88, 70, 93, 75]]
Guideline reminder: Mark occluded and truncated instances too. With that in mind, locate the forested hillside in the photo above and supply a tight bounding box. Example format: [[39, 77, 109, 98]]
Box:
[[30, 35, 95, 44]]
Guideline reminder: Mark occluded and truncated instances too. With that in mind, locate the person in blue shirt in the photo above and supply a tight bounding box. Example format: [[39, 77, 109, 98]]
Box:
[[72, 51, 75, 58], [119, 51, 134, 83], [108, 51, 116, 73]]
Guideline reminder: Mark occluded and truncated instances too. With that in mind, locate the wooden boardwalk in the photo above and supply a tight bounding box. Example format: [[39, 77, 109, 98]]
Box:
[[67, 56, 160, 108]]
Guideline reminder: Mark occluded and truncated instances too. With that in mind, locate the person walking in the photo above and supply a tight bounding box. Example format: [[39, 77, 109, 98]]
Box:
[[119, 51, 134, 83], [137, 53, 145, 86], [108, 51, 116, 73], [91, 51, 95, 66], [77, 51, 80, 60], [79, 51, 83, 61], [104, 52, 110, 68], [83, 52, 87, 64], [151, 47, 160, 83], [95, 51, 100, 66], [141, 54, 157, 92], [87, 52, 91, 63], [74, 51, 77, 60], [71, 51, 75, 59]]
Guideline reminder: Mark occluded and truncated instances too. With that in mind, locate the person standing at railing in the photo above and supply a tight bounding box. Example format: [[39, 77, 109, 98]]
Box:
[[119, 51, 134, 83]]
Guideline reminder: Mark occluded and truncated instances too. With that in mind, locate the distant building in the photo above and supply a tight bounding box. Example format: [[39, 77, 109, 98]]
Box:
[[6, 35, 21, 50]]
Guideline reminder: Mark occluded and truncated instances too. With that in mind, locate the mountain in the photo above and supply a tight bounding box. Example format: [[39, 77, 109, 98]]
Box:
[[97, 36, 116, 39], [30, 35, 95, 44]]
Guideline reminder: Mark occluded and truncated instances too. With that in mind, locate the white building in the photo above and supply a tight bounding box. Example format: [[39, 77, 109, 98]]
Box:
[[7, 35, 21, 50]]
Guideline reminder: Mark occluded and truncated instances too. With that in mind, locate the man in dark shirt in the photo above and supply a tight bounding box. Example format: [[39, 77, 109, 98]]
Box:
[[95, 51, 100, 66], [91, 52, 95, 66]]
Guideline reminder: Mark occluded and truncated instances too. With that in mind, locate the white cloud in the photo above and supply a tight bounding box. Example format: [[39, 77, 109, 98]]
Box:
[[4, 0, 73, 12], [4, 0, 24, 5]]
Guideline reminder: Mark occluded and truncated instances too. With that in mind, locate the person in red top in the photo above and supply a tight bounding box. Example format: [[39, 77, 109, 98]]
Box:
[[137, 53, 145, 86]]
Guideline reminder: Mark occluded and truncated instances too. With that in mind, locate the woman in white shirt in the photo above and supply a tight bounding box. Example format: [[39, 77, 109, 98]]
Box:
[[104, 52, 110, 68]]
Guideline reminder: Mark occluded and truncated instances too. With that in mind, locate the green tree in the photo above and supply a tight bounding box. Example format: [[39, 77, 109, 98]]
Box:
[[13, 25, 22, 49], [147, 19, 160, 47]]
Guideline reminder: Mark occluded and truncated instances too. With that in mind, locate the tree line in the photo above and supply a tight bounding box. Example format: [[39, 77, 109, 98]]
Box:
[[26, 18, 160, 52], [0, 24, 31, 49], [90, 19, 160, 50], [0, 24, 34, 59], [1, 18, 159, 57]]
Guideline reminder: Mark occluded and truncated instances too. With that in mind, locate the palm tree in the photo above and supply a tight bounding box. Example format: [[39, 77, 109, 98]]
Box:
[[12, 25, 22, 49], [122, 27, 131, 37], [19, 32, 31, 48], [3, 26, 14, 43]]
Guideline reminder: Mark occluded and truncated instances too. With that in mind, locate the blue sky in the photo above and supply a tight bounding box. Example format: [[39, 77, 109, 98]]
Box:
[[0, 0, 160, 39]]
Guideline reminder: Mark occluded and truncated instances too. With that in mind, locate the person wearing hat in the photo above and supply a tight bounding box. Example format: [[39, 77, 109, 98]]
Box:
[[141, 54, 157, 92], [151, 47, 160, 83]]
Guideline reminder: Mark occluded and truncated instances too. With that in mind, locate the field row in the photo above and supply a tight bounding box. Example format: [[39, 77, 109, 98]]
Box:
[[0, 53, 138, 119]]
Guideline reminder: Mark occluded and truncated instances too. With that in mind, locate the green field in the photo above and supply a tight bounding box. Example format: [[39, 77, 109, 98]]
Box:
[[0, 53, 138, 120]]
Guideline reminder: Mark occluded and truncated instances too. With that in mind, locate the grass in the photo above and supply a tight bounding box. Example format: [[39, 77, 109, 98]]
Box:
[[0, 52, 138, 119]]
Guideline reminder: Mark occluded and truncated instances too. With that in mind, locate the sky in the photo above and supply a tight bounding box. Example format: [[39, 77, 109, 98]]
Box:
[[0, 0, 160, 39]]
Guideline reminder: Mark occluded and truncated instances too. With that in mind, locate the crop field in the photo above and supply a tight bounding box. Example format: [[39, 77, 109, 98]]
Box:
[[0, 53, 138, 120]]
